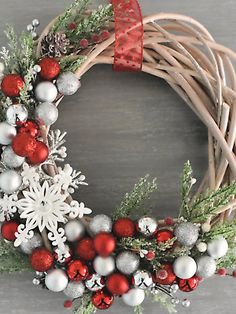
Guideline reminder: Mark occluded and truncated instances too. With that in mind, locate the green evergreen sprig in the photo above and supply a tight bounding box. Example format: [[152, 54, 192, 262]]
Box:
[[202, 220, 236, 244], [73, 293, 96, 314], [134, 305, 144, 314], [59, 55, 87, 72], [217, 249, 236, 269], [148, 291, 177, 313]]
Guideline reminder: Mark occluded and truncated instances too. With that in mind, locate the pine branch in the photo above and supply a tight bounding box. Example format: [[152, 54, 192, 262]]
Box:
[[217, 249, 236, 269], [149, 291, 177, 313], [134, 305, 144, 314], [202, 220, 236, 244], [73, 293, 96, 314], [59, 55, 87, 72]]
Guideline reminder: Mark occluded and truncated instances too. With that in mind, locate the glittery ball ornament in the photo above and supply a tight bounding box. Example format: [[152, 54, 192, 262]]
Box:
[[35, 102, 58, 126], [39, 57, 60, 80], [85, 273, 105, 291], [20, 233, 42, 254], [92, 290, 114, 310], [174, 222, 199, 247], [1, 221, 19, 241], [173, 256, 197, 279], [67, 260, 89, 281], [56, 72, 81, 95], [27, 141, 49, 165], [106, 273, 130, 295], [1, 74, 24, 97], [137, 217, 157, 236], [1, 146, 25, 168], [207, 237, 228, 259], [30, 248, 54, 272], [113, 217, 135, 238], [35, 81, 58, 103], [65, 219, 85, 242], [196, 256, 216, 278], [0, 122, 17, 145], [153, 264, 176, 285], [116, 251, 140, 275], [6, 104, 28, 126], [12, 133, 37, 157], [76, 237, 96, 261], [132, 270, 153, 289], [18, 120, 40, 138], [0, 169, 22, 194], [63, 281, 85, 299], [122, 288, 145, 307], [89, 214, 112, 234], [156, 229, 174, 243], [178, 275, 199, 292], [93, 256, 115, 276], [94, 232, 116, 257], [45, 269, 68, 292]]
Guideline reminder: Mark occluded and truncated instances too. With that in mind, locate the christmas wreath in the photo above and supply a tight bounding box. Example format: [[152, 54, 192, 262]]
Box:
[[0, 0, 236, 313]]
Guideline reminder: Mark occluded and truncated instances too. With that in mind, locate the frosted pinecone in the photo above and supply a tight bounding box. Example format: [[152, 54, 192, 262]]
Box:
[[41, 32, 70, 58]]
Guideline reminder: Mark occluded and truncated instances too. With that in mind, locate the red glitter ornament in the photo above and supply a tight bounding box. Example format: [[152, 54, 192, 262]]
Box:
[[67, 260, 89, 281], [30, 248, 54, 272], [94, 232, 116, 257], [1, 74, 24, 97], [1, 221, 19, 241], [164, 217, 175, 226], [92, 290, 114, 310], [27, 141, 49, 165], [178, 275, 199, 292], [12, 133, 37, 157], [106, 273, 129, 295], [18, 120, 40, 138], [76, 237, 96, 261], [153, 264, 176, 285], [156, 229, 174, 244], [113, 218, 135, 238], [217, 268, 227, 276], [39, 57, 61, 80], [64, 300, 73, 309], [79, 39, 89, 49]]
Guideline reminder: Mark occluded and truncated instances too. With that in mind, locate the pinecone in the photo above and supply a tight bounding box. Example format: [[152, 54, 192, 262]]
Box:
[[41, 32, 70, 58]]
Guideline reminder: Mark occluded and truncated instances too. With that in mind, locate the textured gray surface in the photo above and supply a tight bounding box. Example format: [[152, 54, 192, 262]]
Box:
[[0, 0, 236, 313]]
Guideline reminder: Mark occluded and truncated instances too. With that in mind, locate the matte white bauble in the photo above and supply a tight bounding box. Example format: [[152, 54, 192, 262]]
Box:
[[0, 122, 17, 145], [173, 256, 197, 279], [93, 256, 115, 276], [35, 81, 58, 102], [0, 170, 22, 194], [207, 237, 228, 259], [35, 102, 58, 126], [56, 72, 81, 96], [65, 219, 85, 242], [2, 146, 25, 168], [45, 269, 68, 292], [6, 104, 28, 126], [122, 288, 145, 307]]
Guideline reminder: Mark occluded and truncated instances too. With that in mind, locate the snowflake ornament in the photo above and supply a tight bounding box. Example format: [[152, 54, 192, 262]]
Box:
[[21, 163, 40, 187], [48, 129, 67, 162], [0, 193, 18, 221], [69, 201, 92, 219]]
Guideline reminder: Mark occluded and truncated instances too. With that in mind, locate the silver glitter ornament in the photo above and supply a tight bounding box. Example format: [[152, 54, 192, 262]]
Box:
[[0, 170, 22, 194], [173, 256, 197, 279], [45, 269, 68, 292], [0, 122, 17, 145], [6, 104, 28, 126], [56, 72, 81, 96], [85, 273, 105, 291], [133, 270, 153, 289], [65, 219, 85, 242], [2, 146, 25, 168], [93, 256, 115, 276], [27, 24, 33, 32], [174, 222, 199, 247], [32, 278, 40, 286], [35, 102, 58, 126], [207, 237, 228, 259], [89, 214, 112, 235], [116, 251, 140, 275], [196, 256, 216, 278], [35, 81, 58, 103], [137, 217, 157, 236], [63, 281, 85, 299], [20, 233, 43, 254], [122, 288, 145, 307]]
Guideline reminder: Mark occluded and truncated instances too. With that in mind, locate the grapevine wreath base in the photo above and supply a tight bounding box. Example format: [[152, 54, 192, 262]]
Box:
[[0, 0, 236, 313]]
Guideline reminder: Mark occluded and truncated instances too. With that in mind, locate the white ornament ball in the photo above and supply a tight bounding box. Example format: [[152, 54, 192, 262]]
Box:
[[33, 65, 41, 73], [116, 251, 140, 275], [133, 270, 153, 289], [0, 122, 17, 145], [0, 170, 22, 194], [0, 62, 5, 73], [32, 19, 40, 27], [56, 72, 81, 96], [35, 102, 58, 126], [20, 233, 43, 254], [85, 273, 105, 291], [137, 217, 157, 236], [63, 281, 85, 299], [45, 269, 68, 292], [207, 237, 228, 259], [35, 81, 58, 103], [174, 222, 199, 247], [2, 146, 25, 168], [196, 256, 216, 278], [6, 104, 28, 126], [173, 256, 197, 279], [182, 299, 191, 308], [196, 242, 207, 253], [201, 223, 211, 233], [65, 220, 85, 242], [89, 214, 112, 234], [93, 256, 115, 276], [122, 288, 145, 307]]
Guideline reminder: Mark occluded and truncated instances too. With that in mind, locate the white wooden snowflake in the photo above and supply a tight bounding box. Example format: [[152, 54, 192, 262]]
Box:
[[21, 163, 40, 187], [0, 193, 18, 221]]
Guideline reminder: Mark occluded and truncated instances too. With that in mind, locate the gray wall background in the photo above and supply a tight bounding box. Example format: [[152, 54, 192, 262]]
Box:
[[0, 0, 236, 313]]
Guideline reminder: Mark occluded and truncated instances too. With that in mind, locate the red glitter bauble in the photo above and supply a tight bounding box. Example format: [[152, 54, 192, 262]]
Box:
[[18, 120, 40, 138], [178, 275, 199, 292], [113, 218, 135, 238], [153, 264, 176, 285], [156, 229, 174, 244], [106, 273, 130, 295], [94, 232, 116, 257], [1, 221, 19, 241], [39, 57, 61, 80], [67, 260, 89, 281], [92, 290, 114, 310], [27, 141, 49, 165], [76, 237, 96, 261], [30, 248, 54, 272], [217, 268, 227, 276], [64, 300, 73, 309], [12, 133, 37, 157], [1, 74, 24, 97]]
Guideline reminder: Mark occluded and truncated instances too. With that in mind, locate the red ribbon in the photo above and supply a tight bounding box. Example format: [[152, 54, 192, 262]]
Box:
[[112, 0, 144, 71]]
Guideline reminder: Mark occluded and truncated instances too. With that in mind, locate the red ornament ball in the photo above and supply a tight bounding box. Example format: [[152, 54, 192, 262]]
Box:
[[79, 39, 89, 49], [67, 260, 89, 281], [101, 30, 110, 40], [217, 268, 227, 276], [92, 290, 114, 310], [156, 229, 174, 244], [12, 133, 37, 157], [178, 275, 199, 292], [92, 34, 101, 43], [67, 23, 77, 30], [18, 120, 40, 138], [94, 232, 116, 257], [145, 250, 155, 261], [1, 221, 19, 241], [113, 218, 135, 238], [153, 264, 176, 285], [76, 237, 96, 261], [30, 248, 54, 272], [164, 217, 175, 226], [1, 74, 24, 97], [63, 300, 73, 309], [39, 57, 61, 80], [106, 273, 129, 295], [27, 141, 49, 165]]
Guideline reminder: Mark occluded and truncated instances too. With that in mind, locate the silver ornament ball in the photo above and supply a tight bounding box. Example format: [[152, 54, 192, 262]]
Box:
[[56, 72, 81, 96], [85, 273, 105, 291], [31, 31, 38, 39], [133, 270, 153, 289], [137, 216, 157, 236], [35, 102, 58, 126], [33, 65, 41, 73], [116, 251, 140, 275], [6, 104, 28, 126], [196, 256, 216, 278], [0, 122, 17, 145], [45, 269, 68, 292], [20, 233, 43, 254], [89, 214, 112, 235], [207, 237, 228, 259], [63, 281, 85, 299], [35, 81, 58, 103], [26, 24, 33, 32], [2, 146, 25, 168], [0, 170, 22, 194], [182, 299, 191, 308], [93, 256, 115, 276], [173, 256, 197, 279], [65, 219, 85, 242], [32, 19, 40, 27], [122, 288, 145, 307], [174, 222, 199, 247]]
